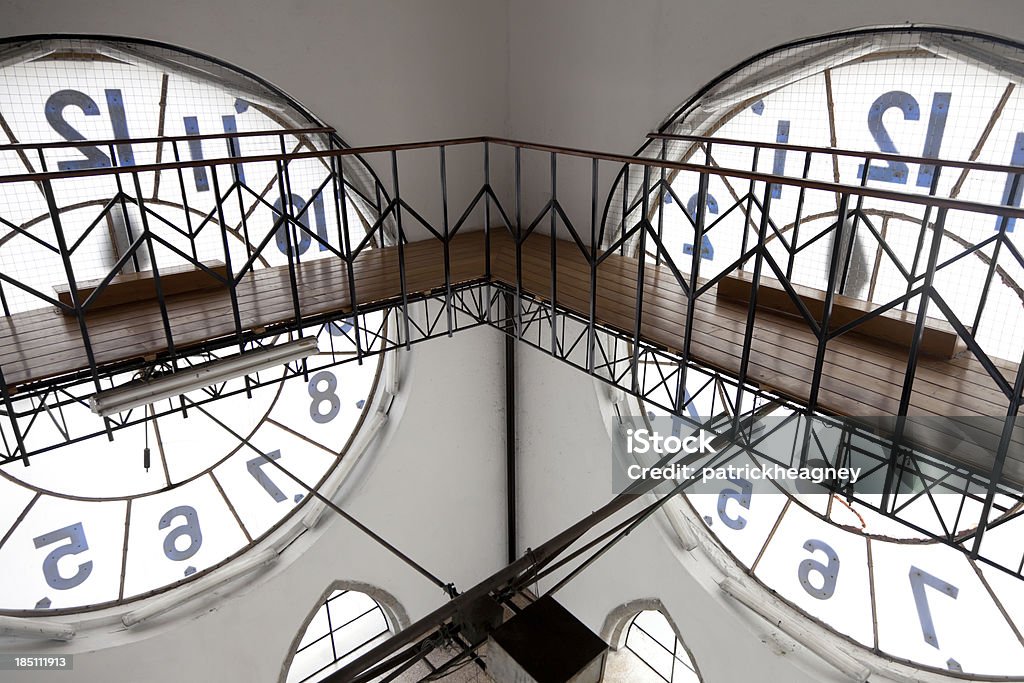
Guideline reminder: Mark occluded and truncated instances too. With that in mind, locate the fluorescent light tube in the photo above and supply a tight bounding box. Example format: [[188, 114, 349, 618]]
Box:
[[0, 615, 75, 641], [720, 577, 871, 682], [89, 337, 319, 417], [122, 548, 278, 628]]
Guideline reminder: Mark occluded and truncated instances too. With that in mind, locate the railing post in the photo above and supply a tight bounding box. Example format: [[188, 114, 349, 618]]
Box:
[[439, 146, 453, 337], [675, 144, 711, 416], [331, 142, 363, 363], [130, 170, 177, 367], [391, 150, 412, 350], [38, 163, 110, 441], [735, 179, 773, 427], [549, 152, 558, 357], [171, 140, 199, 263], [882, 203, 949, 513], [973, 171, 1022, 333], [971, 349, 1024, 557], [630, 164, 650, 395], [786, 151, 812, 280], [587, 158, 599, 375], [807, 192, 851, 411], [514, 146, 523, 338]]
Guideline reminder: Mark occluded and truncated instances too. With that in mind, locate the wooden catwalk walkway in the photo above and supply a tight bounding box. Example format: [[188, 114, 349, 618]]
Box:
[[0, 229, 1018, 480]]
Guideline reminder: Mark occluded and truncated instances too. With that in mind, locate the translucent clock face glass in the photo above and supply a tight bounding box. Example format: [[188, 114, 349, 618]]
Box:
[[644, 29, 1024, 365], [0, 38, 385, 613], [618, 29, 1024, 678]]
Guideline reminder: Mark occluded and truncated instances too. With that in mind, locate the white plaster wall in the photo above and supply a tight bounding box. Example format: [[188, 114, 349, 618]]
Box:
[[1, 0, 510, 236], [515, 346, 839, 683], [506, 0, 1024, 221]]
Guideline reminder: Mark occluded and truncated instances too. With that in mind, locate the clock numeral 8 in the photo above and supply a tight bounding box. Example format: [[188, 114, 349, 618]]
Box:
[[309, 371, 341, 424]]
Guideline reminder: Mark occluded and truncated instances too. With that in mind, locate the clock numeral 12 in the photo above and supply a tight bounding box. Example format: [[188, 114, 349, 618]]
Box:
[[45, 89, 134, 171], [858, 91, 951, 187]]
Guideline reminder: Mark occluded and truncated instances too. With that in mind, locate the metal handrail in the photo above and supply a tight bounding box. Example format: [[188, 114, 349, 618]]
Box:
[[648, 131, 1024, 175], [0, 125, 335, 152], [2, 134, 1023, 221]]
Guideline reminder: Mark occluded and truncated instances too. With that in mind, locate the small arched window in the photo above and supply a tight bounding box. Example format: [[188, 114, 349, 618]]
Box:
[[286, 588, 393, 683], [606, 610, 702, 683]]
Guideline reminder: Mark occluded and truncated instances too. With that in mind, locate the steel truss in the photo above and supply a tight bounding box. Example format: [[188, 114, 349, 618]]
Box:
[[0, 129, 1023, 580]]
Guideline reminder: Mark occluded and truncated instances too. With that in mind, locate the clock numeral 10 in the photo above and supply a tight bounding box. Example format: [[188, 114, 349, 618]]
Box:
[[275, 191, 329, 257]]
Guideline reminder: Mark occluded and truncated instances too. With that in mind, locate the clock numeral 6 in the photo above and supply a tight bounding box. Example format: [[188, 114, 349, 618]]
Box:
[[159, 506, 203, 562], [309, 371, 341, 424], [33, 523, 93, 591], [797, 539, 839, 600]]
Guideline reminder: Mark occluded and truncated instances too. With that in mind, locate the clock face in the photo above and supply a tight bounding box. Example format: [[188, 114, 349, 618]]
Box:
[[615, 28, 1024, 678], [0, 38, 387, 613]]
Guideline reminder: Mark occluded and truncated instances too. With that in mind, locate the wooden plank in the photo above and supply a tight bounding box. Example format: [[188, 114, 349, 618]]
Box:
[[717, 270, 965, 359], [54, 261, 228, 314], [0, 227, 1019, 482]]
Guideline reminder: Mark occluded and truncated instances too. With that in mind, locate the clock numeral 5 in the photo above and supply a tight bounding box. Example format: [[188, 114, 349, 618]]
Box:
[[717, 477, 752, 530], [33, 523, 93, 591]]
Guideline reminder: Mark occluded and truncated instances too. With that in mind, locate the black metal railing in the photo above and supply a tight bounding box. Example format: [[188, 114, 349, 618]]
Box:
[[0, 129, 1022, 576]]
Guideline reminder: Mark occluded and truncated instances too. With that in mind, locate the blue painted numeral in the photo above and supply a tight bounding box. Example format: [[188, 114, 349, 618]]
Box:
[[997, 132, 1024, 233], [859, 91, 920, 184], [683, 193, 717, 260]]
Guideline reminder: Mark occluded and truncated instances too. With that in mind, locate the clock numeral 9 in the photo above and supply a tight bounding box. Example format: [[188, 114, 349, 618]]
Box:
[[159, 506, 203, 561], [33, 523, 93, 591], [309, 371, 341, 424]]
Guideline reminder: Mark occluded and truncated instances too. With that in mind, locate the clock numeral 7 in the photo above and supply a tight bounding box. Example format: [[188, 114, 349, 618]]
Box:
[[909, 566, 959, 650], [247, 449, 287, 502]]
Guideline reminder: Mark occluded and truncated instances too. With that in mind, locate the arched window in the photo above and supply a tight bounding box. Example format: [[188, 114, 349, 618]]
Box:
[[286, 589, 393, 683], [605, 610, 701, 683]]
